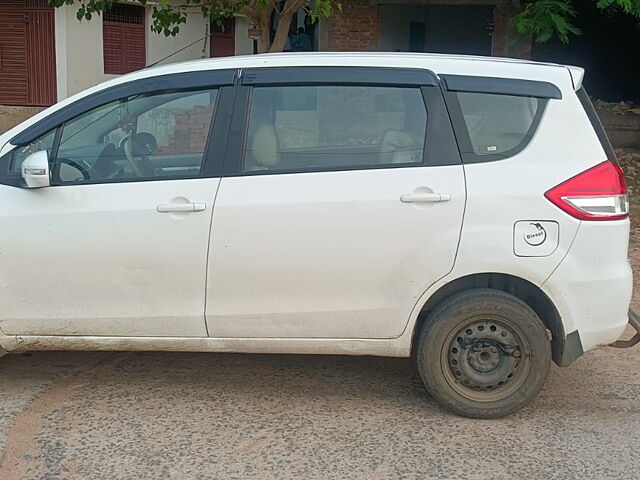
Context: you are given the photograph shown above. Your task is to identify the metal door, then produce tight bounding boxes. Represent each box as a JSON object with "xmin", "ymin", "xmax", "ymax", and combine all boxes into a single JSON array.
[{"xmin": 0, "ymin": 0, "xmax": 56, "ymax": 106}]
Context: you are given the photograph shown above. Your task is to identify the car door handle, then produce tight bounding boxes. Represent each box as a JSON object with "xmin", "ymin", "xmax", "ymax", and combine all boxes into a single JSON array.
[
  {"xmin": 157, "ymin": 202, "xmax": 206, "ymax": 213},
  {"xmin": 400, "ymin": 193, "xmax": 451, "ymax": 203}
]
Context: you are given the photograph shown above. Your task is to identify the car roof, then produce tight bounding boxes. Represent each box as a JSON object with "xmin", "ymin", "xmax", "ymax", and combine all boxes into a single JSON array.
[
  {"xmin": 153, "ymin": 51, "xmax": 569, "ymax": 71},
  {"xmin": 141, "ymin": 51, "xmax": 582, "ymax": 87}
]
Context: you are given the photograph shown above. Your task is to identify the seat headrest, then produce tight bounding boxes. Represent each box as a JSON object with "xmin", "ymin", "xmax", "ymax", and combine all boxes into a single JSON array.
[
  {"xmin": 251, "ymin": 124, "xmax": 279, "ymax": 168},
  {"xmin": 131, "ymin": 132, "xmax": 157, "ymax": 156}
]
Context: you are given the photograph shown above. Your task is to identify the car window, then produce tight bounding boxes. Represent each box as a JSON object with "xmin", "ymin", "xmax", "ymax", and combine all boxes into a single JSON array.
[
  {"xmin": 243, "ymin": 85, "xmax": 427, "ymax": 173},
  {"xmin": 52, "ymin": 88, "xmax": 218, "ymax": 185},
  {"xmin": 8, "ymin": 129, "xmax": 57, "ymax": 174},
  {"xmin": 455, "ymin": 92, "xmax": 544, "ymax": 157}
]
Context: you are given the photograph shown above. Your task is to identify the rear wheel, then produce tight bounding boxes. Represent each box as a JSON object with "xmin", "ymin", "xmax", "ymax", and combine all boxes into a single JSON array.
[{"xmin": 417, "ymin": 289, "xmax": 551, "ymax": 418}]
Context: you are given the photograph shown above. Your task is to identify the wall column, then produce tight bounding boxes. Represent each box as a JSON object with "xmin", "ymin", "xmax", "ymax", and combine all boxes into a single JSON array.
[
  {"xmin": 54, "ymin": 7, "xmax": 68, "ymax": 101},
  {"xmin": 492, "ymin": 3, "xmax": 531, "ymax": 59}
]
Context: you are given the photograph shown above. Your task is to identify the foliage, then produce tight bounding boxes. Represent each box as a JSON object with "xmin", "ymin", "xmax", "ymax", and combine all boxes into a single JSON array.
[
  {"xmin": 511, "ymin": 1, "xmax": 580, "ymax": 43},
  {"xmin": 512, "ymin": 0, "xmax": 640, "ymax": 44},
  {"xmin": 596, "ymin": 0, "xmax": 640, "ymax": 16}
]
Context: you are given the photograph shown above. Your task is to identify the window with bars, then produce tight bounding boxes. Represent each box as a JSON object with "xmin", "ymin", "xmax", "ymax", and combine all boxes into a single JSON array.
[
  {"xmin": 103, "ymin": 3, "xmax": 146, "ymax": 75},
  {"xmin": 0, "ymin": 0, "xmax": 51, "ymax": 8}
]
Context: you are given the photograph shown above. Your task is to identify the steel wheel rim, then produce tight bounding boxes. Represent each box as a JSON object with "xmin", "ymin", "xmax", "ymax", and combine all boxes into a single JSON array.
[{"xmin": 440, "ymin": 315, "xmax": 532, "ymax": 403}]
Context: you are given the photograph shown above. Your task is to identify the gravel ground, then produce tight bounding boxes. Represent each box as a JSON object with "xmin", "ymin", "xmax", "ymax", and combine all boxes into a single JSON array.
[{"xmin": 0, "ymin": 230, "xmax": 638, "ymax": 479}]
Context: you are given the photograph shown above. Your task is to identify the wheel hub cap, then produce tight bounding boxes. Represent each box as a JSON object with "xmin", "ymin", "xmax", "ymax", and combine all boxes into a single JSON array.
[
  {"xmin": 447, "ymin": 320, "xmax": 523, "ymax": 393},
  {"xmin": 468, "ymin": 342, "xmax": 501, "ymax": 373}
]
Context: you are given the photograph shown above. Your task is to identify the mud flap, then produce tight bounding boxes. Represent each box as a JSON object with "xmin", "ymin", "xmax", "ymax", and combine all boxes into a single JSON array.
[{"xmin": 554, "ymin": 330, "xmax": 583, "ymax": 367}]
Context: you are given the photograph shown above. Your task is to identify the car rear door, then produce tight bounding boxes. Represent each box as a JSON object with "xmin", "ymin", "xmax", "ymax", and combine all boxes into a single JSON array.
[{"xmin": 205, "ymin": 66, "xmax": 466, "ymax": 339}]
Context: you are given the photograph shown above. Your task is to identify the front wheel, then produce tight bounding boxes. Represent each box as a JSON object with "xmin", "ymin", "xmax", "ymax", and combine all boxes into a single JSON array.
[{"xmin": 417, "ymin": 289, "xmax": 551, "ymax": 418}]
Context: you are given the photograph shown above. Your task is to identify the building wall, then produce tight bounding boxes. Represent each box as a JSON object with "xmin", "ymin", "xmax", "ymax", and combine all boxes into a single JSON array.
[
  {"xmin": 146, "ymin": 9, "xmax": 209, "ymax": 67},
  {"xmin": 326, "ymin": 0, "xmax": 379, "ymax": 51},
  {"xmin": 56, "ymin": 5, "xmax": 117, "ymax": 98},
  {"xmin": 234, "ymin": 16, "xmax": 255, "ymax": 56},
  {"xmin": 378, "ymin": 5, "xmax": 428, "ymax": 51},
  {"xmin": 0, "ymin": 105, "xmax": 45, "ymax": 135},
  {"xmin": 58, "ymin": 5, "xmax": 211, "ymax": 97},
  {"xmin": 55, "ymin": 5, "xmax": 252, "ymax": 102},
  {"xmin": 323, "ymin": 0, "xmax": 529, "ymax": 59},
  {"xmin": 491, "ymin": 4, "xmax": 531, "ymax": 58},
  {"xmin": 42, "ymin": 2, "xmax": 531, "ymax": 106},
  {"xmin": 378, "ymin": 4, "xmax": 494, "ymax": 55}
]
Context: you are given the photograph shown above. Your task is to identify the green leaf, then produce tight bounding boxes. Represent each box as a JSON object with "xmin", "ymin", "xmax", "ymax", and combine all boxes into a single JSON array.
[{"xmin": 510, "ymin": 0, "xmax": 581, "ymax": 44}]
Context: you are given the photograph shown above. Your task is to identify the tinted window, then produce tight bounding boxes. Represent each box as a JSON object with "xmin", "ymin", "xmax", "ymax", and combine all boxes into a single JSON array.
[
  {"xmin": 243, "ymin": 85, "xmax": 427, "ymax": 173},
  {"xmin": 52, "ymin": 88, "xmax": 218, "ymax": 185},
  {"xmin": 455, "ymin": 92, "xmax": 545, "ymax": 157}
]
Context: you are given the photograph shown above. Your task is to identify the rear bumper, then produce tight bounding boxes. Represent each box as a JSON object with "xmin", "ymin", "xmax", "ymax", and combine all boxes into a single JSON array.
[
  {"xmin": 542, "ymin": 220, "xmax": 632, "ymax": 365},
  {"xmin": 609, "ymin": 309, "xmax": 640, "ymax": 348},
  {"xmin": 549, "ymin": 308, "xmax": 636, "ymax": 367}
]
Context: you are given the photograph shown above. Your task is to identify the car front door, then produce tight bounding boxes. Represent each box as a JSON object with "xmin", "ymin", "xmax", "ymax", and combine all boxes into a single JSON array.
[
  {"xmin": 0, "ymin": 75, "xmax": 234, "ymax": 337},
  {"xmin": 205, "ymin": 67, "xmax": 466, "ymax": 339}
]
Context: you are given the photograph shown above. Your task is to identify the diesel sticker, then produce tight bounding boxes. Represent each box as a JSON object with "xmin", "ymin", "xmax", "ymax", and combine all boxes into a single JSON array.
[
  {"xmin": 523, "ymin": 222, "xmax": 547, "ymax": 246},
  {"xmin": 514, "ymin": 221, "xmax": 559, "ymax": 257}
]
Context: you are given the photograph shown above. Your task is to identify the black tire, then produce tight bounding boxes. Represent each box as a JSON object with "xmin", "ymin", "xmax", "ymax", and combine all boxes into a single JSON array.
[{"xmin": 417, "ymin": 288, "xmax": 551, "ymax": 419}]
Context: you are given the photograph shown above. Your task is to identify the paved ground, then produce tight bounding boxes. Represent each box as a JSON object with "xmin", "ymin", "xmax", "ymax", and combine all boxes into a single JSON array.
[
  {"xmin": 0, "ymin": 334, "xmax": 639, "ymax": 480},
  {"xmin": 1, "ymin": 243, "xmax": 639, "ymax": 480}
]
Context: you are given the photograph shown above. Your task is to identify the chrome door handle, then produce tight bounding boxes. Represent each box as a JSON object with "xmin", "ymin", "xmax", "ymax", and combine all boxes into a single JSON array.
[
  {"xmin": 157, "ymin": 202, "xmax": 206, "ymax": 213},
  {"xmin": 400, "ymin": 193, "xmax": 451, "ymax": 203}
]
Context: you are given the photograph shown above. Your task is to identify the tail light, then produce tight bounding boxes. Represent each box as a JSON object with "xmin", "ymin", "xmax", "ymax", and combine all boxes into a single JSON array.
[{"xmin": 544, "ymin": 161, "xmax": 629, "ymax": 221}]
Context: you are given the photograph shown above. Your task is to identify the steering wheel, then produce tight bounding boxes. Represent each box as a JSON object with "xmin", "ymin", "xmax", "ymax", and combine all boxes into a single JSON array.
[
  {"xmin": 123, "ymin": 133, "xmax": 157, "ymax": 177},
  {"xmin": 56, "ymin": 157, "xmax": 91, "ymax": 182}
]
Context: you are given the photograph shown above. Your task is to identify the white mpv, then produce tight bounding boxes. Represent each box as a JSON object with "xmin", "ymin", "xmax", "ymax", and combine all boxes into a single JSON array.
[{"xmin": 0, "ymin": 53, "xmax": 637, "ymax": 418}]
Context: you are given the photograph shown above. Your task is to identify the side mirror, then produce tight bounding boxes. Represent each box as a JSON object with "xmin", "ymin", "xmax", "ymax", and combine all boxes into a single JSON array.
[{"xmin": 21, "ymin": 150, "xmax": 50, "ymax": 188}]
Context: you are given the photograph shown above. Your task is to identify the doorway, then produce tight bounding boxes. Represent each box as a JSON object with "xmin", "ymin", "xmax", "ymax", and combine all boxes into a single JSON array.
[
  {"xmin": 379, "ymin": 4, "xmax": 494, "ymax": 55},
  {"xmin": 210, "ymin": 18, "xmax": 235, "ymax": 57},
  {"xmin": 0, "ymin": 0, "xmax": 57, "ymax": 106}
]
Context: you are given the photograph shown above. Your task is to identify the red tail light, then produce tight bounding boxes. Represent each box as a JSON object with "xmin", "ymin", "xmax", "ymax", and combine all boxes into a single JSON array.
[{"xmin": 544, "ymin": 161, "xmax": 629, "ymax": 221}]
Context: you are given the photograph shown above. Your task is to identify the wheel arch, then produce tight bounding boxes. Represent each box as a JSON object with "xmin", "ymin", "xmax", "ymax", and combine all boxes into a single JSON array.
[{"xmin": 411, "ymin": 272, "xmax": 573, "ymax": 366}]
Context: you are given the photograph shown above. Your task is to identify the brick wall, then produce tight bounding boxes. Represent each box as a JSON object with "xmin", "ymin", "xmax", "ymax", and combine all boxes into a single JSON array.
[
  {"xmin": 492, "ymin": 4, "xmax": 531, "ymax": 59},
  {"xmin": 0, "ymin": 105, "xmax": 45, "ymax": 135},
  {"xmin": 154, "ymin": 104, "xmax": 215, "ymax": 155},
  {"xmin": 327, "ymin": 0, "xmax": 379, "ymax": 51},
  {"xmin": 491, "ymin": 5, "xmax": 508, "ymax": 56}
]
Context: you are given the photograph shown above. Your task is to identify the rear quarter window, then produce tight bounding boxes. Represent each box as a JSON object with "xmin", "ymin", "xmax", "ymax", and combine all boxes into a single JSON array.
[{"xmin": 447, "ymin": 91, "xmax": 547, "ymax": 163}]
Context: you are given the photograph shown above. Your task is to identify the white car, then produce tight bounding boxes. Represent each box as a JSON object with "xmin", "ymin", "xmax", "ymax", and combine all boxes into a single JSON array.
[{"xmin": 0, "ymin": 53, "xmax": 637, "ymax": 418}]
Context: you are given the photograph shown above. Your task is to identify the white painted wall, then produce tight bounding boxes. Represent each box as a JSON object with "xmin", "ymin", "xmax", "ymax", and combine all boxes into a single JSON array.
[
  {"xmin": 55, "ymin": 5, "xmax": 255, "ymax": 102},
  {"xmin": 149, "ymin": 13, "xmax": 254, "ymax": 62},
  {"xmin": 146, "ymin": 9, "xmax": 209, "ymax": 67},
  {"xmin": 53, "ymin": 9, "xmax": 68, "ymax": 102},
  {"xmin": 58, "ymin": 5, "xmax": 117, "ymax": 98},
  {"xmin": 234, "ymin": 16, "xmax": 255, "ymax": 56}
]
